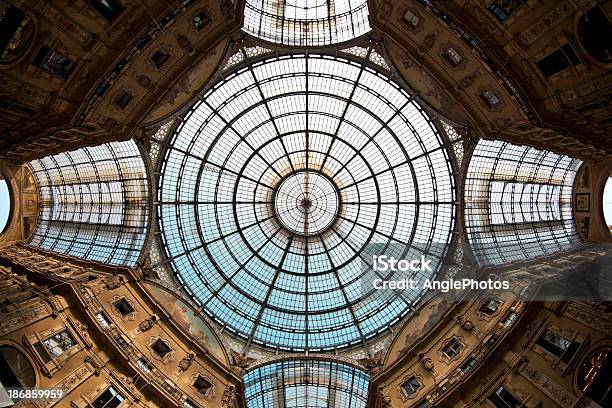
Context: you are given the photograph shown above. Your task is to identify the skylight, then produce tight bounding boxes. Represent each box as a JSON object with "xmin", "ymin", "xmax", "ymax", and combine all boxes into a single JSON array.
[
  {"xmin": 28, "ymin": 141, "xmax": 149, "ymax": 266},
  {"xmin": 464, "ymin": 139, "xmax": 582, "ymax": 266},
  {"xmin": 157, "ymin": 54, "xmax": 456, "ymax": 351},
  {"xmin": 244, "ymin": 359, "xmax": 369, "ymax": 408},
  {"xmin": 243, "ymin": 0, "xmax": 371, "ymax": 46}
]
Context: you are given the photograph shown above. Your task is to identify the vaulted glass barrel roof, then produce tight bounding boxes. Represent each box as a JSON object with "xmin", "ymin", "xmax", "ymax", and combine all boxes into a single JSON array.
[
  {"xmin": 244, "ymin": 359, "xmax": 369, "ymax": 408},
  {"xmin": 465, "ymin": 139, "xmax": 582, "ymax": 266},
  {"xmin": 157, "ymin": 54, "xmax": 456, "ymax": 351},
  {"xmin": 243, "ymin": 0, "xmax": 371, "ymax": 46}
]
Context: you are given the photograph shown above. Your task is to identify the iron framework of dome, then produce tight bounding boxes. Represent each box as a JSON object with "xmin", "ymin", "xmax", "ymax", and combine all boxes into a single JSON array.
[{"xmin": 156, "ymin": 53, "xmax": 456, "ymax": 351}]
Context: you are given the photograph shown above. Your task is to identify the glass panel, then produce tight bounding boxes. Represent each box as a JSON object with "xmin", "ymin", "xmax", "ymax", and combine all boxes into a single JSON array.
[
  {"xmin": 0, "ymin": 346, "xmax": 36, "ymax": 388},
  {"xmin": 92, "ymin": 386, "xmax": 124, "ymax": 408},
  {"xmin": 604, "ymin": 177, "xmax": 612, "ymax": 234},
  {"xmin": 42, "ymin": 329, "xmax": 76, "ymax": 358}
]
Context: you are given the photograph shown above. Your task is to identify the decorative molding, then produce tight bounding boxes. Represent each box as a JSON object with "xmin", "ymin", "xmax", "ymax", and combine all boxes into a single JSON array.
[
  {"xmin": 43, "ymin": 363, "xmax": 92, "ymax": 408},
  {"xmin": 178, "ymin": 352, "xmax": 195, "ymax": 372},
  {"xmin": 563, "ymin": 302, "xmax": 612, "ymax": 335},
  {"xmin": 0, "ymin": 302, "xmax": 49, "ymax": 336},
  {"xmin": 137, "ymin": 315, "xmax": 157, "ymax": 333},
  {"xmin": 519, "ymin": 1, "xmax": 579, "ymax": 46},
  {"xmin": 221, "ymin": 384, "xmax": 237, "ymax": 408},
  {"xmin": 418, "ymin": 30, "xmax": 439, "ymax": 54},
  {"xmin": 103, "ymin": 275, "xmax": 124, "ymax": 290},
  {"xmin": 519, "ymin": 362, "xmax": 578, "ymax": 408}
]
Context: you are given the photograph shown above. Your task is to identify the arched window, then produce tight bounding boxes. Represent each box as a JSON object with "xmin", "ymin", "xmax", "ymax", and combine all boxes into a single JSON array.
[
  {"xmin": 604, "ymin": 176, "xmax": 612, "ymax": 234},
  {"xmin": 244, "ymin": 359, "xmax": 369, "ymax": 408},
  {"xmin": 577, "ymin": 347, "xmax": 611, "ymax": 407},
  {"xmin": 0, "ymin": 178, "xmax": 10, "ymax": 233},
  {"xmin": 464, "ymin": 139, "xmax": 582, "ymax": 265},
  {"xmin": 578, "ymin": 4, "xmax": 612, "ymax": 64},
  {"xmin": 0, "ymin": 345, "xmax": 36, "ymax": 390},
  {"xmin": 27, "ymin": 140, "xmax": 149, "ymax": 266}
]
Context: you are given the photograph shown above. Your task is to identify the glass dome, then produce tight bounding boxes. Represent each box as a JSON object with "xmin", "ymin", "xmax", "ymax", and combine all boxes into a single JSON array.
[{"xmin": 157, "ymin": 54, "xmax": 456, "ymax": 351}]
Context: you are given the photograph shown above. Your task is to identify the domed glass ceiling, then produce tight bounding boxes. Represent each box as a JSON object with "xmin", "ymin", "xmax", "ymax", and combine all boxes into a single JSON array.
[{"xmin": 157, "ymin": 54, "xmax": 456, "ymax": 351}]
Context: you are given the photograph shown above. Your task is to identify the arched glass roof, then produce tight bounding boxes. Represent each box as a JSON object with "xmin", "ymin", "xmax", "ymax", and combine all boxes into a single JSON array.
[
  {"xmin": 465, "ymin": 139, "xmax": 582, "ymax": 266},
  {"xmin": 157, "ymin": 54, "xmax": 456, "ymax": 351},
  {"xmin": 242, "ymin": 0, "xmax": 370, "ymax": 46},
  {"xmin": 244, "ymin": 359, "xmax": 369, "ymax": 408},
  {"xmin": 28, "ymin": 141, "xmax": 149, "ymax": 266}
]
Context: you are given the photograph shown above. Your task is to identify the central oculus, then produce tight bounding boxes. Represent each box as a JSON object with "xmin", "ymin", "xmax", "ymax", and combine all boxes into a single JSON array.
[{"xmin": 273, "ymin": 171, "xmax": 340, "ymax": 236}]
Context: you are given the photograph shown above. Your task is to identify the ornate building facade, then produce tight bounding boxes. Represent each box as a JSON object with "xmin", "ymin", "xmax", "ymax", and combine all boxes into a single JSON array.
[{"xmin": 0, "ymin": 0, "xmax": 610, "ymax": 407}]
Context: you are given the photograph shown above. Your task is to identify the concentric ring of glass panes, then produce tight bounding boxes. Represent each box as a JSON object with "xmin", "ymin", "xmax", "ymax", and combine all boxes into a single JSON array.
[
  {"xmin": 157, "ymin": 54, "xmax": 456, "ymax": 351},
  {"xmin": 274, "ymin": 171, "xmax": 340, "ymax": 236}
]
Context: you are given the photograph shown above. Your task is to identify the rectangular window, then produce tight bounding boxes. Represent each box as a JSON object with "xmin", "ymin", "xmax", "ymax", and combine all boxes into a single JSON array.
[
  {"xmin": 502, "ymin": 311, "xmax": 518, "ymax": 328},
  {"xmin": 401, "ymin": 375, "xmax": 421, "ymax": 396},
  {"xmin": 136, "ymin": 357, "xmax": 153, "ymax": 374},
  {"xmin": 536, "ymin": 328, "xmax": 579, "ymax": 363},
  {"xmin": 95, "ymin": 312, "xmax": 111, "ymax": 328},
  {"xmin": 536, "ymin": 44, "xmax": 581, "ymax": 78},
  {"xmin": 488, "ymin": 0, "xmax": 525, "ymax": 21},
  {"xmin": 479, "ymin": 298, "xmax": 502, "ymax": 315},
  {"xmin": 192, "ymin": 11, "xmax": 211, "ymax": 31},
  {"xmin": 442, "ymin": 337, "xmax": 463, "ymax": 359},
  {"xmin": 91, "ymin": 385, "xmax": 125, "ymax": 408},
  {"xmin": 415, "ymin": 399, "xmax": 430, "ymax": 408},
  {"xmin": 32, "ymin": 45, "xmax": 75, "ymax": 79},
  {"xmin": 488, "ymin": 385, "xmax": 524, "ymax": 408},
  {"xmin": 183, "ymin": 400, "xmax": 197, "ymax": 408},
  {"xmin": 193, "ymin": 375, "xmax": 213, "ymax": 395},
  {"xmin": 460, "ymin": 357, "xmax": 478, "ymax": 374},
  {"xmin": 113, "ymin": 298, "xmax": 134, "ymax": 316},
  {"xmin": 443, "ymin": 47, "xmax": 463, "ymax": 66},
  {"xmin": 404, "ymin": 10, "xmax": 420, "ymax": 28},
  {"xmin": 34, "ymin": 329, "xmax": 76, "ymax": 362},
  {"xmin": 151, "ymin": 339, "xmax": 171, "ymax": 359},
  {"xmin": 113, "ymin": 90, "xmax": 133, "ymax": 110},
  {"xmin": 151, "ymin": 50, "xmax": 170, "ymax": 68}
]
